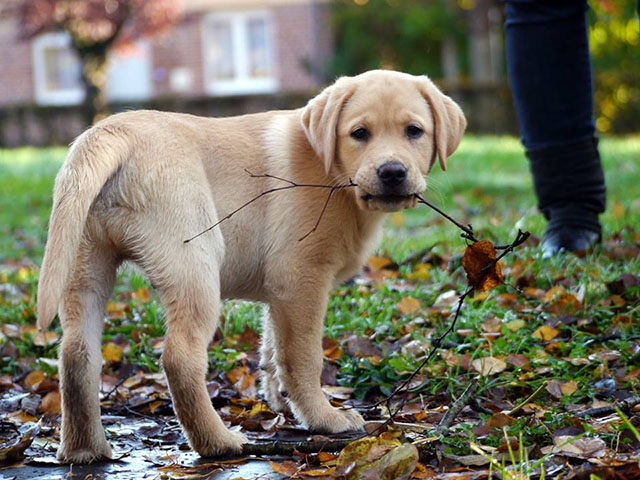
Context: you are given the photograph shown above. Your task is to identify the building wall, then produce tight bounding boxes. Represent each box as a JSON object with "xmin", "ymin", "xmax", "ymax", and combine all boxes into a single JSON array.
[
  {"xmin": 273, "ymin": 4, "xmax": 318, "ymax": 92},
  {"xmin": 0, "ymin": 17, "xmax": 34, "ymax": 106},
  {"xmin": 151, "ymin": 13, "xmax": 206, "ymax": 98}
]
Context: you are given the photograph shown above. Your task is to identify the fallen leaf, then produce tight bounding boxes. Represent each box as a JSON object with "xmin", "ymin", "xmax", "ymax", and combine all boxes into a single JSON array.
[
  {"xmin": 39, "ymin": 391, "xmax": 61, "ymax": 414},
  {"xmin": 406, "ymin": 264, "xmax": 431, "ymax": 281},
  {"xmin": 471, "ymin": 357, "xmax": 507, "ymax": 376},
  {"xmin": 506, "ymin": 354, "xmax": 530, "ymax": 369},
  {"xmin": 235, "ymin": 371, "xmax": 257, "ymax": 399},
  {"xmin": 397, "ymin": 297, "xmax": 421, "ymax": 315},
  {"xmin": 462, "ymin": 240, "xmax": 504, "ymax": 292},
  {"xmin": 473, "ymin": 413, "xmax": 515, "ymax": 436},
  {"xmin": 132, "ymin": 287, "xmax": 151, "ymax": 302},
  {"xmin": 345, "ymin": 335, "xmax": 382, "ymax": 358},
  {"xmin": 7, "ymin": 410, "xmax": 37, "ymax": 424},
  {"xmin": 269, "ymin": 460, "xmax": 299, "ymax": 476},
  {"xmin": 553, "ymin": 435, "xmax": 606, "ymax": 458},
  {"xmin": 481, "ymin": 316, "xmax": 502, "ymax": 333},
  {"xmin": 19, "ymin": 325, "xmax": 58, "ymax": 346},
  {"xmin": 0, "ymin": 421, "xmax": 40, "ymax": 464},
  {"xmin": 433, "ymin": 290, "xmax": 458, "ymax": 308},
  {"xmin": 300, "ymin": 466, "xmax": 336, "ymax": 477},
  {"xmin": 546, "ymin": 380, "xmax": 578, "ymax": 399},
  {"xmin": 24, "ymin": 370, "xmax": 45, "ymax": 389},
  {"xmin": 106, "ymin": 301, "xmax": 127, "ymax": 319},
  {"xmin": 338, "ymin": 435, "xmax": 418, "ymax": 480},
  {"xmin": 532, "ymin": 325, "xmax": 560, "ymax": 342},
  {"xmin": 560, "ymin": 380, "xmax": 578, "ymax": 396},
  {"xmin": 102, "ymin": 342, "xmax": 124, "ymax": 363},
  {"xmin": 368, "ymin": 256, "xmax": 393, "ymax": 272}
]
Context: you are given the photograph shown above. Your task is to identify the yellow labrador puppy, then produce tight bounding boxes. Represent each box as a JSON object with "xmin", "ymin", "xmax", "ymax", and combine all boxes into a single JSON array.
[{"xmin": 37, "ymin": 70, "xmax": 466, "ymax": 463}]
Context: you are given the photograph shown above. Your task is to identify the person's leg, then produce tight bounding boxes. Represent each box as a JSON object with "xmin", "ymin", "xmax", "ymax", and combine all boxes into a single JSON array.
[{"xmin": 504, "ymin": 0, "xmax": 606, "ymax": 256}]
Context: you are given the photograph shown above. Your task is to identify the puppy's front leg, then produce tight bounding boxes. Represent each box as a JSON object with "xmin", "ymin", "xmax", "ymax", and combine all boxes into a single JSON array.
[{"xmin": 269, "ymin": 289, "xmax": 364, "ymax": 433}]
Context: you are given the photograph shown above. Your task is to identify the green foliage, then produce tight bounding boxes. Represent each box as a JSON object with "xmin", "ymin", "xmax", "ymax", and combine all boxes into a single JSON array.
[
  {"xmin": 589, "ymin": 0, "xmax": 640, "ymax": 133},
  {"xmin": 329, "ymin": 0, "xmax": 464, "ymax": 78}
]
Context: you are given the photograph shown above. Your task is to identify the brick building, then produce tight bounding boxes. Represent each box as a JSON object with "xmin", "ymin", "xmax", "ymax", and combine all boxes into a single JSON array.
[{"xmin": 0, "ymin": 0, "xmax": 332, "ymax": 145}]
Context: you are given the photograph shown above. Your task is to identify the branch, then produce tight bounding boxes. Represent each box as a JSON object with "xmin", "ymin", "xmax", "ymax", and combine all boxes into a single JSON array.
[
  {"xmin": 415, "ymin": 194, "xmax": 477, "ymax": 242},
  {"xmin": 436, "ymin": 380, "xmax": 481, "ymax": 434},
  {"xmin": 184, "ymin": 170, "xmax": 356, "ymax": 243},
  {"xmin": 241, "ymin": 437, "xmax": 355, "ymax": 456},
  {"xmin": 577, "ymin": 394, "xmax": 640, "ymax": 419}
]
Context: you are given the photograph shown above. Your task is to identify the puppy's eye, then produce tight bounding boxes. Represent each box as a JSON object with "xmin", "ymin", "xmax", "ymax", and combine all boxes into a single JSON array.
[
  {"xmin": 351, "ymin": 128, "xmax": 370, "ymax": 141},
  {"xmin": 406, "ymin": 125, "xmax": 423, "ymax": 139}
]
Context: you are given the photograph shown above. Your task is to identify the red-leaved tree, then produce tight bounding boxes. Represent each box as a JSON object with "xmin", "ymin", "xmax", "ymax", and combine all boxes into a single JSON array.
[{"xmin": 18, "ymin": 0, "xmax": 181, "ymax": 124}]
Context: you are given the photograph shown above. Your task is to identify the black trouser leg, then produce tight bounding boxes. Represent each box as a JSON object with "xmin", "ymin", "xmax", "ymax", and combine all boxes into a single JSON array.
[{"xmin": 504, "ymin": 0, "xmax": 607, "ymax": 254}]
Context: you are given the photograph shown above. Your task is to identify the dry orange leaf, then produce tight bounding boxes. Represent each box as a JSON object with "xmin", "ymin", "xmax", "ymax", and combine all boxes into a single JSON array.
[
  {"xmin": 39, "ymin": 391, "xmax": 61, "ymax": 414},
  {"xmin": 8, "ymin": 410, "xmax": 37, "ymax": 424},
  {"xmin": 132, "ymin": 287, "xmax": 151, "ymax": 302},
  {"xmin": 20, "ymin": 325, "xmax": 58, "ymax": 346},
  {"xmin": 546, "ymin": 380, "xmax": 579, "ymax": 398},
  {"xmin": 269, "ymin": 460, "xmax": 299, "ymax": 476},
  {"xmin": 368, "ymin": 256, "xmax": 393, "ymax": 272},
  {"xmin": 481, "ymin": 316, "xmax": 502, "ymax": 333},
  {"xmin": 300, "ymin": 467, "xmax": 336, "ymax": 477},
  {"xmin": 462, "ymin": 240, "xmax": 504, "ymax": 292},
  {"xmin": 106, "ymin": 301, "xmax": 127, "ymax": 319},
  {"xmin": 397, "ymin": 297, "xmax": 421, "ymax": 315},
  {"xmin": 532, "ymin": 325, "xmax": 560, "ymax": 342},
  {"xmin": 471, "ymin": 356, "xmax": 507, "ymax": 376},
  {"xmin": 24, "ymin": 370, "xmax": 45, "ymax": 389},
  {"xmin": 406, "ymin": 264, "xmax": 431, "ymax": 281},
  {"xmin": 560, "ymin": 380, "xmax": 578, "ymax": 396},
  {"xmin": 506, "ymin": 319, "xmax": 526, "ymax": 332},
  {"xmin": 102, "ymin": 342, "xmax": 124, "ymax": 363}
]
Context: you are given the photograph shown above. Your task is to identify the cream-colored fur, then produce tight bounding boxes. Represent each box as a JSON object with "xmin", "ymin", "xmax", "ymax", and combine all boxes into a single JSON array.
[{"xmin": 37, "ymin": 70, "xmax": 466, "ymax": 463}]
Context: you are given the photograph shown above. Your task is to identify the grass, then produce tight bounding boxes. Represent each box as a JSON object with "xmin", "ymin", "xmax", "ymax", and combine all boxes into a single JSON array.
[{"xmin": 1, "ymin": 136, "xmax": 639, "ymax": 458}]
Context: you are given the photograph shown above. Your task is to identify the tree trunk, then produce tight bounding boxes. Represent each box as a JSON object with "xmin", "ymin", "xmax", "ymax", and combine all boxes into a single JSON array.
[{"xmin": 78, "ymin": 44, "xmax": 110, "ymax": 126}]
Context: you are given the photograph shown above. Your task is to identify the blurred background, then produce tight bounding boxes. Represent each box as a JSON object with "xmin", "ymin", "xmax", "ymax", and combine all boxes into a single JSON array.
[{"xmin": 0, "ymin": 0, "xmax": 637, "ymax": 146}]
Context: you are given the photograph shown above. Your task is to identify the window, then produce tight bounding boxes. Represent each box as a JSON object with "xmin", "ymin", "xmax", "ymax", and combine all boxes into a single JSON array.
[
  {"xmin": 32, "ymin": 33, "xmax": 152, "ymax": 106},
  {"xmin": 202, "ymin": 11, "xmax": 277, "ymax": 96},
  {"xmin": 107, "ymin": 41, "xmax": 152, "ymax": 102},
  {"xmin": 32, "ymin": 32, "xmax": 84, "ymax": 105}
]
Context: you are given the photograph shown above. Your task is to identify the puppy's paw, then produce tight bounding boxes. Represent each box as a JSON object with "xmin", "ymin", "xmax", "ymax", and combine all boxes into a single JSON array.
[
  {"xmin": 57, "ymin": 440, "xmax": 112, "ymax": 464},
  {"xmin": 192, "ymin": 429, "xmax": 248, "ymax": 457},
  {"xmin": 301, "ymin": 406, "xmax": 365, "ymax": 434},
  {"xmin": 259, "ymin": 369, "xmax": 292, "ymax": 414}
]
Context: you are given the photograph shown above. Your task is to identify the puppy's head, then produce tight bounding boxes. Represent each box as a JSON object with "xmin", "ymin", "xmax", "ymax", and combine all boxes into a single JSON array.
[{"xmin": 301, "ymin": 70, "xmax": 466, "ymax": 212}]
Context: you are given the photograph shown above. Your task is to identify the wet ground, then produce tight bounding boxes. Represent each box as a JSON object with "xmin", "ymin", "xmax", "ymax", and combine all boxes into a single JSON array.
[
  {"xmin": 2, "ymin": 453, "xmax": 281, "ymax": 480},
  {"xmin": 0, "ymin": 417, "xmax": 304, "ymax": 480}
]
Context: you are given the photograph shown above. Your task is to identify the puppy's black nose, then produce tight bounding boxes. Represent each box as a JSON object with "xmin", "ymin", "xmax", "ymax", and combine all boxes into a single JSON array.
[{"xmin": 377, "ymin": 161, "xmax": 407, "ymax": 187}]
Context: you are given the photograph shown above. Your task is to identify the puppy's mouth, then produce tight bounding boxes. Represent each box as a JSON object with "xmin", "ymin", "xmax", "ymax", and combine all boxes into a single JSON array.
[
  {"xmin": 358, "ymin": 192, "xmax": 418, "ymax": 212},
  {"xmin": 361, "ymin": 193, "xmax": 413, "ymax": 203}
]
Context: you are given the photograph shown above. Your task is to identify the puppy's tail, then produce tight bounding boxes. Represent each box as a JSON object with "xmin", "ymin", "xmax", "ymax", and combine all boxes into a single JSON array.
[{"xmin": 37, "ymin": 124, "xmax": 131, "ymax": 330}]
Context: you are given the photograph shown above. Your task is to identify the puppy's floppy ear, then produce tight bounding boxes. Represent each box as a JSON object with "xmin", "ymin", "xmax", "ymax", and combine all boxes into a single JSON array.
[
  {"xmin": 301, "ymin": 77, "xmax": 356, "ymax": 173},
  {"xmin": 418, "ymin": 76, "xmax": 467, "ymax": 172}
]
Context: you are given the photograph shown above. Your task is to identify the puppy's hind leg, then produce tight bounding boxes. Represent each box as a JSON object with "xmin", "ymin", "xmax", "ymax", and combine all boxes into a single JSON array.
[
  {"xmin": 136, "ymin": 200, "xmax": 246, "ymax": 457},
  {"xmin": 57, "ymin": 240, "xmax": 118, "ymax": 464}
]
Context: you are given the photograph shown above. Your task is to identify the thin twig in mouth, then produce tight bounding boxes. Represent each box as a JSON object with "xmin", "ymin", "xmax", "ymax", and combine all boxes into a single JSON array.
[{"xmin": 183, "ymin": 170, "xmax": 357, "ymax": 243}]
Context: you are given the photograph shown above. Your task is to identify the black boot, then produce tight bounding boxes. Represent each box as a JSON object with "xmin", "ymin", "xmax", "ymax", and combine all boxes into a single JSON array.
[{"xmin": 527, "ymin": 137, "xmax": 606, "ymax": 257}]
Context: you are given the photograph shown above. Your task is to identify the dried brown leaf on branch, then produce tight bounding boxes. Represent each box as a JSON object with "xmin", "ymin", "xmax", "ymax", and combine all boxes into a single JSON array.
[{"xmin": 461, "ymin": 240, "xmax": 504, "ymax": 292}]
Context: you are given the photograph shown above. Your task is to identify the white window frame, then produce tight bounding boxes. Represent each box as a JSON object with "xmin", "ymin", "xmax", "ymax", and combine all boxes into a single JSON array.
[
  {"xmin": 201, "ymin": 10, "xmax": 278, "ymax": 96},
  {"xmin": 32, "ymin": 32, "xmax": 84, "ymax": 106}
]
